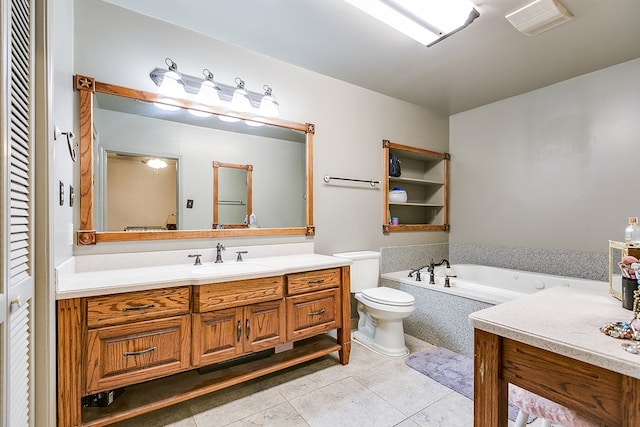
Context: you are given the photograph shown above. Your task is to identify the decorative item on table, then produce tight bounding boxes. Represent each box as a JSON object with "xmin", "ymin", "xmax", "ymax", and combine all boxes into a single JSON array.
[
  {"xmin": 625, "ymin": 216, "xmax": 640, "ymax": 246},
  {"xmin": 619, "ymin": 255, "xmax": 639, "ymax": 310},
  {"xmin": 388, "ymin": 187, "xmax": 407, "ymax": 203},
  {"xmin": 600, "ymin": 258, "xmax": 640, "ymax": 353}
]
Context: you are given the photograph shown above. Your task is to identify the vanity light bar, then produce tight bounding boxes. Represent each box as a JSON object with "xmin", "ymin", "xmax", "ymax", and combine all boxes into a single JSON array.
[{"xmin": 149, "ymin": 58, "xmax": 279, "ymax": 113}]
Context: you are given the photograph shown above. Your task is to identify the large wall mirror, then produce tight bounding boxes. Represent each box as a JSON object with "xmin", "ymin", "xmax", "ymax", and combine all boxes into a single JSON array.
[{"xmin": 75, "ymin": 75, "xmax": 314, "ymax": 245}]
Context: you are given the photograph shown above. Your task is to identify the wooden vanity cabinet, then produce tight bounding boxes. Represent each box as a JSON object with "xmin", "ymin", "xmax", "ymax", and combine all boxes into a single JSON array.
[
  {"xmin": 57, "ymin": 266, "xmax": 351, "ymax": 427},
  {"xmin": 84, "ymin": 287, "xmax": 192, "ymax": 393},
  {"xmin": 286, "ymin": 268, "xmax": 341, "ymax": 341},
  {"xmin": 192, "ymin": 277, "xmax": 286, "ymax": 366}
]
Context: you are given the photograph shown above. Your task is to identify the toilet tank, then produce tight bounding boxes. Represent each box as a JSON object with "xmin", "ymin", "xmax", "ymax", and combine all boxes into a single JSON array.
[{"xmin": 332, "ymin": 251, "xmax": 380, "ymax": 292}]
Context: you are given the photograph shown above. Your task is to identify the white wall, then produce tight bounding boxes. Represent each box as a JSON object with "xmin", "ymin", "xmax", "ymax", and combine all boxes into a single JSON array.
[
  {"xmin": 450, "ymin": 58, "xmax": 640, "ymax": 254},
  {"xmin": 52, "ymin": 0, "xmax": 75, "ymax": 265},
  {"xmin": 72, "ymin": 0, "xmax": 449, "ymax": 256}
]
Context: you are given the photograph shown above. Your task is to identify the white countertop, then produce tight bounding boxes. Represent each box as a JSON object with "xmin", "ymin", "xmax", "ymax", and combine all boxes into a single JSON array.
[
  {"xmin": 56, "ymin": 253, "xmax": 350, "ymax": 299},
  {"xmin": 469, "ymin": 286, "xmax": 640, "ymax": 379}
]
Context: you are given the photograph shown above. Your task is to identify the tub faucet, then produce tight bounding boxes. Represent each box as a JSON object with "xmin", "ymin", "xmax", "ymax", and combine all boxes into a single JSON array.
[
  {"xmin": 408, "ymin": 264, "xmax": 431, "ymax": 282},
  {"xmin": 428, "ymin": 259, "xmax": 450, "ymax": 284},
  {"xmin": 215, "ymin": 243, "xmax": 225, "ymax": 263}
]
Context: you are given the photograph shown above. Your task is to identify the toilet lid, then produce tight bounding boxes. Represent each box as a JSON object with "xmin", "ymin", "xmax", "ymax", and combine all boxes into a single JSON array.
[{"xmin": 360, "ymin": 287, "xmax": 415, "ymax": 306}]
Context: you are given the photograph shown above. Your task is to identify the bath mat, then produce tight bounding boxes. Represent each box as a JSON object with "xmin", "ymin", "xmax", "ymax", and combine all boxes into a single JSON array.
[{"xmin": 405, "ymin": 347, "xmax": 535, "ymax": 423}]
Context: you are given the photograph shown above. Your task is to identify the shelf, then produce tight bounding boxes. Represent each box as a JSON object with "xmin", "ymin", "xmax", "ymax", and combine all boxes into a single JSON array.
[
  {"xmin": 389, "ymin": 176, "xmax": 443, "ymax": 186},
  {"xmin": 81, "ymin": 335, "xmax": 341, "ymax": 426},
  {"xmin": 383, "ymin": 140, "xmax": 449, "ymax": 233},
  {"xmin": 389, "ymin": 202, "xmax": 443, "ymax": 207}
]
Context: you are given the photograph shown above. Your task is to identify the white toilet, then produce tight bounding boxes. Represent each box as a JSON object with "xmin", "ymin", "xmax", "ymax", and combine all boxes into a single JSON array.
[{"xmin": 333, "ymin": 251, "xmax": 415, "ymax": 357}]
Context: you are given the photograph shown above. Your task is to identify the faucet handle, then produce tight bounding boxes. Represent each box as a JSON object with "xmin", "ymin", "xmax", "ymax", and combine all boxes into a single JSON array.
[
  {"xmin": 236, "ymin": 251, "xmax": 248, "ymax": 262},
  {"xmin": 217, "ymin": 243, "xmax": 226, "ymax": 251},
  {"xmin": 188, "ymin": 254, "xmax": 202, "ymax": 265}
]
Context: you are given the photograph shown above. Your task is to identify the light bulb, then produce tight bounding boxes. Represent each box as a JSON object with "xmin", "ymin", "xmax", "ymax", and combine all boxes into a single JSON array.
[{"xmin": 198, "ymin": 71, "xmax": 222, "ymax": 106}]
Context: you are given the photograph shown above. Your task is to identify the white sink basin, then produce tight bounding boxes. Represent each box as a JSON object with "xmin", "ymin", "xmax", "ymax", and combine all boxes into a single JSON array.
[{"xmin": 191, "ymin": 262, "xmax": 269, "ymax": 275}]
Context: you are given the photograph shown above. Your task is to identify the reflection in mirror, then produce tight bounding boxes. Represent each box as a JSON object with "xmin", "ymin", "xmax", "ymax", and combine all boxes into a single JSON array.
[
  {"xmin": 101, "ymin": 152, "xmax": 178, "ymax": 232},
  {"xmin": 92, "ymin": 92, "xmax": 306, "ymax": 232},
  {"xmin": 213, "ymin": 162, "xmax": 252, "ymax": 229},
  {"xmin": 75, "ymin": 75, "xmax": 315, "ymax": 244}
]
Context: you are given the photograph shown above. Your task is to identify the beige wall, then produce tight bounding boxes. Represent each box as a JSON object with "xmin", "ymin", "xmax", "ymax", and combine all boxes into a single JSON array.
[
  {"xmin": 72, "ymin": 0, "xmax": 449, "ymax": 256},
  {"xmin": 450, "ymin": 58, "xmax": 640, "ymax": 253}
]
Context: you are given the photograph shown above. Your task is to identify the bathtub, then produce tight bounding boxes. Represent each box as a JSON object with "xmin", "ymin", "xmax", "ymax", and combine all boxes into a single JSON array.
[
  {"xmin": 379, "ymin": 264, "xmax": 608, "ymax": 355},
  {"xmin": 381, "ymin": 264, "xmax": 606, "ymax": 305}
]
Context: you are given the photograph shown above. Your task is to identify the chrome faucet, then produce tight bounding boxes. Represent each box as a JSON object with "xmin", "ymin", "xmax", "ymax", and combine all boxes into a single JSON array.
[{"xmin": 215, "ymin": 243, "xmax": 225, "ymax": 263}]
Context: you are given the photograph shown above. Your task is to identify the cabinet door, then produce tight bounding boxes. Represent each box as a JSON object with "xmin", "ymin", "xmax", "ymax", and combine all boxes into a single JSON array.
[
  {"xmin": 286, "ymin": 289, "xmax": 340, "ymax": 341},
  {"xmin": 85, "ymin": 315, "xmax": 191, "ymax": 394},
  {"xmin": 192, "ymin": 307, "xmax": 243, "ymax": 366},
  {"xmin": 244, "ymin": 300, "xmax": 286, "ymax": 353}
]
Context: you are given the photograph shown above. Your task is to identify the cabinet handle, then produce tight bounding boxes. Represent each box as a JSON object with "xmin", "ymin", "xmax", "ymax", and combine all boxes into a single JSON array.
[
  {"xmin": 308, "ymin": 279, "xmax": 325, "ymax": 284},
  {"xmin": 124, "ymin": 346, "xmax": 157, "ymax": 357},
  {"xmin": 245, "ymin": 319, "xmax": 251, "ymax": 340},
  {"xmin": 308, "ymin": 309, "xmax": 326, "ymax": 316},
  {"xmin": 237, "ymin": 320, "xmax": 242, "ymax": 342},
  {"xmin": 123, "ymin": 304, "xmax": 156, "ymax": 311}
]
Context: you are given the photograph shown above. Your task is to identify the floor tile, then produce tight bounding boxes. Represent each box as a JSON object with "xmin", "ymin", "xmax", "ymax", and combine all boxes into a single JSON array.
[
  {"xmin": 225, "ymin": 401, "xmax": 310, "ymax": 427},
  {"xmin": 192, "ymin": 387, "xmax": 286, "ymax": 426},
  {"xmin": 410, "ymin": 392, "xmax": 474, "ymax": 427},
  {"xmin": 289, "ymin": 376, "xmax": 406, "ymax": 427},
  {"xmin": 352, "ymin": 357, "xmax": 453, "ymax": 416}
]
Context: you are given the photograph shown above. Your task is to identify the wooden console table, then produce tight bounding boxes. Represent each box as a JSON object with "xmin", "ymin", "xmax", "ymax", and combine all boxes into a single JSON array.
[{"xmin": 470, "ymin": 287, "xmax": 640, "ymax": 427}]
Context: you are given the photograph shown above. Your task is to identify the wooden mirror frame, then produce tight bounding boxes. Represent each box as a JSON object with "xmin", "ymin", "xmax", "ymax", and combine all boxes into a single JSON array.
[
  {"xmin": 212, "ymin": 161, "xmax": 253, "ymax": 229},
  {"xmin": 75, "ymin": 75, "xmax": 315, "ymax": 245}
]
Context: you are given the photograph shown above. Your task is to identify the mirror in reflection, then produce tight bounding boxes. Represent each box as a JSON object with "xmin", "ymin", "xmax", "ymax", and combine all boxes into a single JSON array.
[{"xmin": 213, "ymin": 161, "xmax": 252, "ymax": 229}]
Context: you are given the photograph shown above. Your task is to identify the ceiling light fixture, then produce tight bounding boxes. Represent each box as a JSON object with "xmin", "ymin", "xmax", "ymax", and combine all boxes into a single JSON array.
[
  {"xmin": 149, "ymin": 58, "xmax": 281, "ymax": 117},
  {"xmin": 145, "ymin": 158, "xmax": 168, "ymax": 169},
  {"xmin": 343, "ymin": 0, "xmax": 479, "ymax": 46}
]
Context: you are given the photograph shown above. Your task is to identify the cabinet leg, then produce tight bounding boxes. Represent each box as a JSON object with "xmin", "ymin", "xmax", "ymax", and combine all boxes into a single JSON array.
[{"xmin": 57, "ymin": 298, "xmax": 84, "ymax": 427}]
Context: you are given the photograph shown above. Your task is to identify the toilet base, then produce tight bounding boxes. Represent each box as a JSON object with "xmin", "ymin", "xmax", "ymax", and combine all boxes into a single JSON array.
[{"xmin": 353, "ymin": 330, "xmax": 409, "ymax": 358}]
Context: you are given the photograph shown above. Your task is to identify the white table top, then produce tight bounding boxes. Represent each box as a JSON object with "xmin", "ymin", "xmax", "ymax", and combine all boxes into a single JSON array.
[
  {"xmin": 56, "ymin": 253, "xmax": 350, "ymax": 299},
  {"xmin": 469, "ymin": 286, "xmax": 640, "ymax": 378}
]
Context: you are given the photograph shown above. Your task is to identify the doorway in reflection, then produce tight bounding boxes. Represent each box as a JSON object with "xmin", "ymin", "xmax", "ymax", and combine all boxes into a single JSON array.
[{"xmin": 105, "ymin": 151, "xmax": 178, "ymax": 231}]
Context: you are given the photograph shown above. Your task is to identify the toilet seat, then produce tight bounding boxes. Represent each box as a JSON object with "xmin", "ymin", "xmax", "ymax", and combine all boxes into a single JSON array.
[{"xmin": 360, "ymin": 287, "xmax": 414, "ymax": 307}]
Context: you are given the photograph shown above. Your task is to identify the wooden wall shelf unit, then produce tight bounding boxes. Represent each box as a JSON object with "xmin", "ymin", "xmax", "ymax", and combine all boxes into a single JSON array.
[
  {"xmin": 382, "ymin": 140, "xmax": 449, "ymax": 233},
  {"xmin": 57, "ymin": 266, "xmax": 351, "ymax": 426}
]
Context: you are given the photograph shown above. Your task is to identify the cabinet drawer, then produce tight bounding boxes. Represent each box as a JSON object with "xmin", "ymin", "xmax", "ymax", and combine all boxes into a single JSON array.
[
  {"xmin": 286, "ymin": 288, "xmax": 340, "ymax": 341},
  {"xmin": 194, "ymin": 276, "xmax": 284, "ymax": 312},
  {"xmin": 87, "ymin": 287, "xmax": 191, "ymax": 328},
  {"xmin": 287, "ymin": 268, "xmax": 341, "ymax": 296},
  {"xmin": 85, "ymin": 315, "xmax": 191, "ymax": 393}
]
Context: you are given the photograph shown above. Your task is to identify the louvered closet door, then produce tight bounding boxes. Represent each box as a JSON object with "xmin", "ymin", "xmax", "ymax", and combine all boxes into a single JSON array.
[{"xmin": 1, "ymin": 0, "xmax": 35, "ymax": 425}]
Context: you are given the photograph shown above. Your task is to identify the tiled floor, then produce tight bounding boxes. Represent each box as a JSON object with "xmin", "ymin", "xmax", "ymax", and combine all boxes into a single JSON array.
[{"xmin": 111, "ymin": 335, "xmax": 550, "ymax": 427}]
